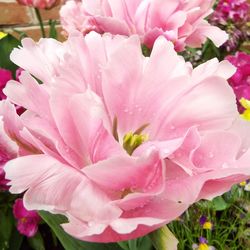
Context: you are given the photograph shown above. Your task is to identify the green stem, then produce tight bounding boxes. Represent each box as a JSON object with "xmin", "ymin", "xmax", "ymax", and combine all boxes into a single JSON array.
[
  {"xmin": 128, "ymin": 240, "xmax": 138, "ymax": 250},
  {"xmin": 34, "ymin": 8, "xmax": 46, "ymax": 38}
]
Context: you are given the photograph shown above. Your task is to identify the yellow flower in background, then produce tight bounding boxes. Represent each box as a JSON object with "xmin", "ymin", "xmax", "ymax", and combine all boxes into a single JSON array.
[
  {"xmin": 240, "ymin": 98, "xmax": 250, "ymax": 121},
  {"xmin": 0, "ymin": 32, "xmax": 7, "ymax": 39},
  {"xmin": 239, "ymin": 181, "xmax": 247, "ymax": 187},
  {"xmin": 198, "ymin": 243, "xmax": 209, "ymax": 250},
  {"xmin": 203, "ymin": 221, "xmax": 213, "ymax": 230}
]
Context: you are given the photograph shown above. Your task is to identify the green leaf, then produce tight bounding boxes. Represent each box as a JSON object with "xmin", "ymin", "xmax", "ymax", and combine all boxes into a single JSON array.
[
  {"xmin": 8, "ymin": 228, "xmax": 24, "ymax": 250},
  {"xmin": 0, "ymin": 208, "xmax": 14, "ymax": 244},
  {"xmin": 118, "ymin": 236, "xmax": 152, "ymax": 250},
  {"xmin": 49, "ymin": 20, "xmax": 58, "ymax": 39},
  {"xmin": 137, "ymin": 236, "xmax": 153, "ymax": 250},
  {"xmin": 149, "ymin": 225, "xmax": 178, "ymax": 250},
  {"xmin": 212, "ymin": 196, "xmax": 229, "ymax": 211},
  {"xmin": 39, "ymin": 211, "xmax": 123, "ymax": 250},
  {"xmin": 202, "ymin": 39, "xmax": 221, "ymax": 61},
  {"xmin": 0, "ymin": 34, "xmax": 20, "ymax": 74},
  {"xmin": 28, "ymin": 231, "xmax": 45, "ymax": 250}
]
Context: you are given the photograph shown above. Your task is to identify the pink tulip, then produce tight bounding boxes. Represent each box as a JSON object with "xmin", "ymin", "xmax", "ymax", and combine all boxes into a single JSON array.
[
  {"xmin": 60, "ymin": 0, "xmax": 228, "ymax": 51},
  {"xmin": 13, "ymin": 198, "xmax": 40, "ymax": 237},
  {"xmin": 3, "ymin": 32, "xmax": 250, "ymax": 242},
  {"xmin": 17, "ymin": 0, "xmax": 58, "ymax": 9}
]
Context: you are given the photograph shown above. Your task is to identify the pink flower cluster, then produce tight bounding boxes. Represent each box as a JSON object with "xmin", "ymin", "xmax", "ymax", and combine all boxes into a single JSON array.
[
  {"xmin": 226, "ymin": 52, "xmax": 250, "ymax": 112},
  {"xmin": 2, "ymin": 32, "xmax": 250, "ymax": 242},
  {"xmin": 60, "ymin": 0, "xmax": 228, "ymax": 51}
]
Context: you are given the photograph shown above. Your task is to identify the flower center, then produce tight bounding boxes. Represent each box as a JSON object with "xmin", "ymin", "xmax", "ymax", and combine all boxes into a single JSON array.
[
  {"xmin": 20, "ymin": 217, "xmax": 27, "ymax": 223},
  {"xmin": 112, "ymin": 117, "xmax": 149, "ymax": 155},
  {"xmin": 123, "ymin": 132, "xmax": 148, "ymax": 155}
]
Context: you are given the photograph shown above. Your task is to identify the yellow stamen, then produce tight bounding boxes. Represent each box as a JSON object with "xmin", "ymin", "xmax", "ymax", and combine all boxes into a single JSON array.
[
  {"xmin": 20, "ymin": 217, "xmax": 27, "ymax": 223},
  {"xmin": 123, "ymin": 131, "xmax": 148, "ymax": 155}
]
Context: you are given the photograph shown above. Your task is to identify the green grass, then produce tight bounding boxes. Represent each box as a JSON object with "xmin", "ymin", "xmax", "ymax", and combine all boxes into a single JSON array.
[{"xmin": 169, "ymin": 185, "xmax": 250, "ymax": 250}]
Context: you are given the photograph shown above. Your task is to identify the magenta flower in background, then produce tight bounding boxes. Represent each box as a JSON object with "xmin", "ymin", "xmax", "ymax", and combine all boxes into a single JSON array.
[
  {"xmin": 13, "ymin": 199, "xmax": 40, "ymax": 237},
  {"xmin": 209, "ymin": 0, "xmax": 250, "ymax": 52},
  {"xmin": 2, "ymin": 32, "xmax": 250, "ymax": 242},
  {"xmin": 226, "ymin": 52, "xmax": 250, "ymax": 112},
  {"xmin": 16, "ymin": 0, "xmax": 58, "ymax": 9},
  {"xmin": 0, "ymin": 69, "xmax": 18, "ymax": 191},
  {"xmin": 60, "ymin": 0, "xmax": 228, "ymax": 51},
  {"xmin": 0, "ymin": 68, "xmax": 12, "ymax": 100},
  {"xmin": 211, "ymin": 0, "xmax": 250, "ymax": 24},
  {"xmin": 0, "ymin": 68, "xmax": 25, "ymax": 115}
]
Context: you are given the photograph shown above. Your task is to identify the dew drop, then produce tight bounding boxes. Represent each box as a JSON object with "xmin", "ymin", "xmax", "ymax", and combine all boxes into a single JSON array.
[
  {"xmin": 124, "ymin": 109, "xmax": 129, "ymax": 113},
  {"xmin": 208, "ymin": 152, "xmax": 214, "ymax": 158},
  {"xmin": 242, "ymin": 148, "xmax": 247, "ymax": 153},
  {"xmin": 170, "ymin": 125, "xmax": 175, "ymax": 130},
  {"xmin": 222, "ymin": 163, "xmax": 229, "ymax": 168}
]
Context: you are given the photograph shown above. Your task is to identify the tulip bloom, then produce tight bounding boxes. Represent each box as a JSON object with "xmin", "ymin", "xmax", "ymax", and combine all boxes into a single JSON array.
[
  {"xmin": 17, "ymin": 0, "xmax": 58, "ymax": 9},
  {"xmin": 3, "ymin": 32, "xmax": 250, "ymax": 242},
  {"xmin": 60, "ymin": 0, "xmax": 228, "ymax": 51}
]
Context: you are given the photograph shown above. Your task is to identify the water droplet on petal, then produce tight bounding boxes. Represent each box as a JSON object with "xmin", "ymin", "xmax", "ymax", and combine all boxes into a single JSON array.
[
  {"xmin": 170, "ymin": 125, "xmax": 175, "ymax": 130},
  {"xmin": 222, "ymin": 163, "xmax": 229, "ymax": 168},
  {"xmin": 124, "ymin": 109, "xmax": 128, "ymax": 113},
  {"xmin": 208, "ymin": 152, "xmax": 214, "ymax": 158}
]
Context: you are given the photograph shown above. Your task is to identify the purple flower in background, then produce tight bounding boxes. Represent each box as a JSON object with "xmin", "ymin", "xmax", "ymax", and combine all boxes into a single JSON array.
[
  {"xmin": 13, "ymin": 199, "xmax": 40, "ymax": 237},
  {"xmin": 226, "ymin": 52, "xmax": 250, "ymax": 113},
  {"xmin": 192, "ymin": 237, "xmax": 216, "ymax": 250}
]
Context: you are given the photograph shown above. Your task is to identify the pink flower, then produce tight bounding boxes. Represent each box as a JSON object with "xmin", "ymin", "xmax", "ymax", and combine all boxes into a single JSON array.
[
  {"xmin": 17, "ymin": 0, "xmax": 58, "ymax": 9},
  {"xmin": 60, "ymin": 0, "xmax": 228, "ymax": 51},
  {"xmin": 13, "ymin": 198, "xmax": 40, "ymax": 237},
  {"xmin": 226, "ymin": 52, "xmax": 250, "ymax": 112},
  {"xmin": 3, "ymin": 33, "xmax": 250, "ymax": 242},
  {"xmin": 0, "ymin": 68, "xmax": 12, "ymax": 100}
]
